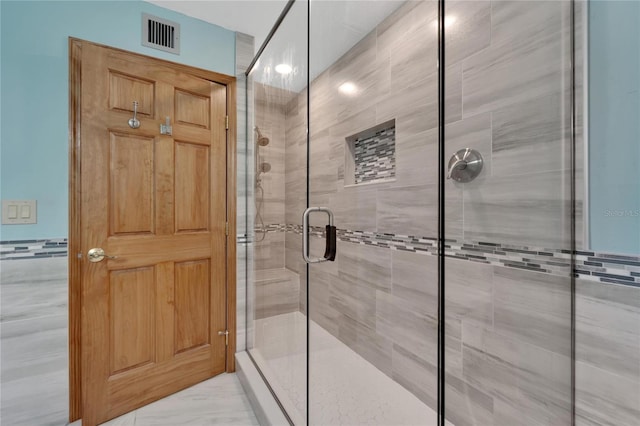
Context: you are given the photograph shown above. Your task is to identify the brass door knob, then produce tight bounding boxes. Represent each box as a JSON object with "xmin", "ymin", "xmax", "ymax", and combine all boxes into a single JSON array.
[{"xmin": 87, "ymin": 248, "xmax": 117, "ymax": 263}]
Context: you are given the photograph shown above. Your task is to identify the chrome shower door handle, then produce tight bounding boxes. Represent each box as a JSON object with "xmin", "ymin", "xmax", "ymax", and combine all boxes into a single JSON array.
[{"xmin": 302, "ymin": 207, "xmax": 337, "ymax": 263}]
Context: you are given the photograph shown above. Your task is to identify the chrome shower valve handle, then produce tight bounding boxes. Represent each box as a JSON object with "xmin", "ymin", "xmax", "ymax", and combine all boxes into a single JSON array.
[{"xmin": 447, "ymin": 148, "xmax": 483, "ymax": 183}]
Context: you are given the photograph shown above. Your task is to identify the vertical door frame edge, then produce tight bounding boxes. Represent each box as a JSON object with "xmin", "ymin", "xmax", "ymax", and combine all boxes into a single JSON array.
[
  {"xmin": 68, "ymin": 37, "xmax": 83, "ymax": 423},
  {"xmin": 225, "ymin": 75, "xmax": 238, "ymax": 374},
  {"xmin": 67, "ymin": 37, "xmax": 238, "ymax": 422}
]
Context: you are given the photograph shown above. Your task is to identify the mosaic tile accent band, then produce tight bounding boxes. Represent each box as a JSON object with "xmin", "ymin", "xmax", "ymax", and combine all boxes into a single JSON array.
[
  {"xmin": 353, "ymin": 126, "xmax": 396, "ymax": 184},
  {"xmin": 5, "ymin": 231, "xmax": 639, "ymax": 290},
  {"xmin": 246, "ymin": 224, "xmax": 640, "ymax": 289},
  {"xmin": 0, "ymin": 238, "xmax": 68, "ymax": 260}
]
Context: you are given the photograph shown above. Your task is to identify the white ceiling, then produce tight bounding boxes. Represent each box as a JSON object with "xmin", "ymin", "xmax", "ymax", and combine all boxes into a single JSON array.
[{"xmin": 146, "ymin": 0, "xmax": 405, "ymax": 87}]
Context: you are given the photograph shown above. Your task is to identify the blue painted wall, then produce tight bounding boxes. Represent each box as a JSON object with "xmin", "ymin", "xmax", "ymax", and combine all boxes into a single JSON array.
[
  {"xmin": 0, "ymin": 0, "xmax": 235, "ymax": 241},
  {"xmin": 589, "ymin": 1, "xmax": 640, "ymax": 254}
]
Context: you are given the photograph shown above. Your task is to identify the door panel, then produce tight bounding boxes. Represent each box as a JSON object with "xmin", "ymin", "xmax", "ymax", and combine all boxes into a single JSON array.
[
  {"xmin": 108, "ymin": 71, "xmax": 155, "ymax": 116},
  {"xmin": 109, "ymin": 132, "xmax": 155, "ymax": 235},
  {"xmin": 175, "ymin": 141, "xmax": 210, "ymax": 232},
  {"xmin": 174, "ymin": 259, "xmax": 211, "ymax": 353},
  {"xmin": 109, "ymin": 267, "xmax": 156, "ymax": 375},
  {"xmin": 175, "ymin": 89, "xmax": 210, "ymax": 128},
  {"xmin": 79, "ymin": 42, "xmax": 228, "ymax": 426}
]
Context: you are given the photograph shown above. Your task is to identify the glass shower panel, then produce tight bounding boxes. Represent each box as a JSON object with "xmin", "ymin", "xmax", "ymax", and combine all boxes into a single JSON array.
[
  {"xmin": 245, "ymin": 2, "xmax": 308, "ymax": 423},
  {"xmin": 443, "ymin": 1, "xmax": 574, "ymax": 425},
  {"xmin": 574, "ymin": 1, "xmax": 640, "ymax": 424},
  {"xmin": 307, "ymin": 1, "xmax": 439, "ymax": 424}
]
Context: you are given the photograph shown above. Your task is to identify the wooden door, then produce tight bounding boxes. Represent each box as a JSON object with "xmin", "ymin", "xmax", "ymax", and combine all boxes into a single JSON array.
[{"xmin": 77, "ymin": 42, "xmax": 228, "ymax": 425}]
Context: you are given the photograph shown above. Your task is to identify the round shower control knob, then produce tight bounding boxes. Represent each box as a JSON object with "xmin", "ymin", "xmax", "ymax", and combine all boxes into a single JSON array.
[{"xmin": 447, "ymin": 148, "xmax": 483, "ymax": 183}]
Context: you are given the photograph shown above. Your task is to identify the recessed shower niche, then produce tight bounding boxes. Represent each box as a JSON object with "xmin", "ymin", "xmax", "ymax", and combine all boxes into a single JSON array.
[{"xmin": 344, "ymin": 119, "xmax": 396, "ymax": 186}]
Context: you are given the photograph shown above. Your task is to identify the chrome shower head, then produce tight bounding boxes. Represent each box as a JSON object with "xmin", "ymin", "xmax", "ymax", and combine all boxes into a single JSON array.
[
  {"xmin": 259, "ymin": 162, "xmax": 271, "ymax": 173},
  {"xmin": 254, "ymin": 126, "xmax": 270, "ymax": 146}
]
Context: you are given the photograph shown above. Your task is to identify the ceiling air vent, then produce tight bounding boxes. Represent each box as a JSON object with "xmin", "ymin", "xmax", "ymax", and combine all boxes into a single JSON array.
[{"xmin": 142, "ymin": 13, "xmax": 180, "ymax": 55}]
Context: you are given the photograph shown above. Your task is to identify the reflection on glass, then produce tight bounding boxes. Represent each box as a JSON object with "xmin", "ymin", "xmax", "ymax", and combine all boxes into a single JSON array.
[
  {"xmin": 308, "ymin": 1, "xmax": 439, "ymax": 425},
  {"xmin": 246, "ymin": 1, "xmax": 308, "ymax": 424},
  {"xmin": 574, "ymin": 2, "xmax": 640, "ymax": 425},
  {"xmin": 443, "ymin": 1, "xmax": 573, "ymax": 425}
]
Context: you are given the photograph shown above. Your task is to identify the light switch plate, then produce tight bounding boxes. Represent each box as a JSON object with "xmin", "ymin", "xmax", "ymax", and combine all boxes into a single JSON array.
[{"xmin": 2, "ymin": 200, "xmax": 37, "ymax": 224}]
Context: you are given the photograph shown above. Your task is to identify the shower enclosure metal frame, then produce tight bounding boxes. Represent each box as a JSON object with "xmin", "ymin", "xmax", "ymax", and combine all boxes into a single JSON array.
[{"xmin": 243, "ymin": 0, "xmax": 578, "ymax": 424}]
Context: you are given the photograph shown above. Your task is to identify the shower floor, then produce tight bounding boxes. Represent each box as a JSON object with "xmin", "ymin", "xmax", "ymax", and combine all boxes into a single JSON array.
[{"xmin": 251, "ymin": 311, "xmax": 447, "ymax": 426}]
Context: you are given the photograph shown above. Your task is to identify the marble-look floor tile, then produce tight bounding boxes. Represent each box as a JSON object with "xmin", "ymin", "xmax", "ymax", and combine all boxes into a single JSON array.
[
  {"xmin": 252, "ymin": 311, "xmax": 444, "ymax": 426},
  {"xmin": 84, "ymin": 374, "xmax": 259, "ymax": 426}
]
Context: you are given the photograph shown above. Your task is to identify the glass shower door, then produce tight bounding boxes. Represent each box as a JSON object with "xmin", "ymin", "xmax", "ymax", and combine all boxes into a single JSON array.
[
  {"xmin": 307, "ymin": 1, "xmax": 440, "ymax": 424},
  {"xmin": 443, "ymin": 1, "xmax": 574, "ymax": 425},
  {"xmin": 574, "ymin": 1, "xmax": 640, "ymax": 424},
  {"xmin": 245, "ymin": 2, "xmax": 308, "ymax": 423}
]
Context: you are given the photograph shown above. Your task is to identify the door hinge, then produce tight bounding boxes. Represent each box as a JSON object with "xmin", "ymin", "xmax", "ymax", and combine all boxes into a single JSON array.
[
  {"xmin": 218, "ymin": 330, "xmax": 229, "ymax": 345},
  {"xmin": 225, "ymin": 115, "xmax": 229, "ymax": 130},
  {"xmin": 225, "ymin": 222, "xmax": 229, "ymax": 236}
]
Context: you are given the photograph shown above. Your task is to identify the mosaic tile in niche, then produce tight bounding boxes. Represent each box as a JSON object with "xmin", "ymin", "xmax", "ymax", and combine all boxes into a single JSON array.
[{"xmin": 345, "ymin": 120, "xmax": 396, "ymax": 185}]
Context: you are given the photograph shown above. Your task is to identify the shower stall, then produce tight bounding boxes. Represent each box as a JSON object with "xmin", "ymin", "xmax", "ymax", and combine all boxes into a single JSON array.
[{"xmin": 240, "ymin": 0, "xmax": 640, "ymax": 425}]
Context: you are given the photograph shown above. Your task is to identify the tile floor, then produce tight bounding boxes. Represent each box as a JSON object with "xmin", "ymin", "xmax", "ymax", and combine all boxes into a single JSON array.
[
  {"xmin": 0, "ymin": 257, "xmax": 258, "ymax": 426},
  {"xmin": 70, "ymin": 374, "xmax": 258, "ymax": 426},
  {"xmin": 251, "ymin": 311, "xmax": 451, "ymax": 426}
]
